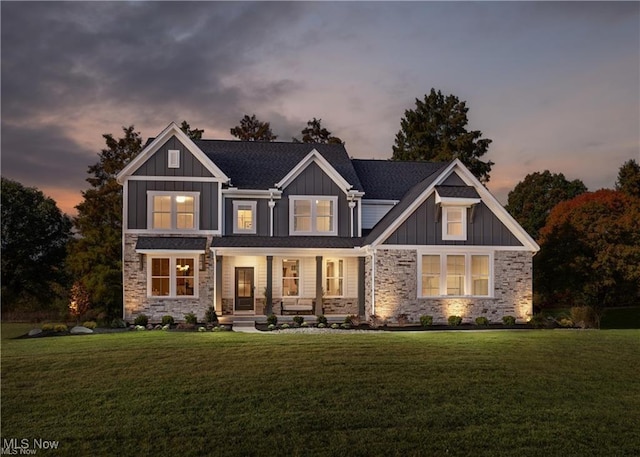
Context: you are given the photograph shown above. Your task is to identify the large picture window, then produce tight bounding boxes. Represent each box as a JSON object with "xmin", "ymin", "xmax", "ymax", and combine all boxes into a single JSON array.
[
  {"xmin": 282, "ymin": 259, "xmax": 299, "ymax": 296},
  {"xmin": 289, "ymin": 196, "xmax": 337, "ymax": 235},
  {"xmin": 148, "ymin": 192, "xmax": 199, "ymax": 231},
  {"xmin": 148, "ymin": 256, "xmax": 197, "ymax": 298},
  {"xmin": 325, "ymin": 259, "xmax": 343, "ymax": 296},
  {"xmin": 419, "ymin": 253, "xmax": 492, "ymax": 298}
]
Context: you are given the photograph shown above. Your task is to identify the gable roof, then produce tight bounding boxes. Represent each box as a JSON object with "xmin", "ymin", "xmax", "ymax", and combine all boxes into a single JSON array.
[
  {"xmin": 366, "ymin": 159, "xmax": 540, "ymax": 252},
  {"xmin": 352, "ymin": 160, "xmax": 446, "ymax": 200},
  {"xmin": 194, "ymin": 140, "xmax": 363, "ymax": 191},
  {"xmin": 434, "ymin": 185, "xmax": 480, "ymax": 199}
]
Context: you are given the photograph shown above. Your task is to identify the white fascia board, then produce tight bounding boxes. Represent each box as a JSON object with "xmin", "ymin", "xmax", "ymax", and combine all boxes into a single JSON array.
[
  {"xmin": 374, "ymin": 244, "xmax": 536, "ymax": 253},
  {"xmin": 210, "ymin": 247, "xmax": 364, "ymax": 257},
  {"xmin": 362, "ymin": 199, "xmax": 399, "ymax": 206},
  {"xmin": 434, "ymin": 194, "xmax": 481, "ymax": 206},
  {"xmin": 274, "ymin": 149, "xmax": 353, "ymax": 193},
  {"xmin": 438, "ymin": 159, "xmax": 540, "ymax": 252},
  {"xmin": 116, "ymin": 122, "xmax": 230, "ymax": 184},
  {"xmin": 222, "ymin": 188, "xmax": 283, "ymax": 199}
]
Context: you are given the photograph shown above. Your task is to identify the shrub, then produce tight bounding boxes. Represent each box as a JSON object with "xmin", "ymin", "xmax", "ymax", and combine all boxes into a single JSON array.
[
  {"xmin": 54, "ymin": 324, "xmax": 68, "ymax": 333},
  {"xmin": 184, "ymin": 312, "xmax": 197, "ymax": 325},
  {"xmin": 447, "ymin": 315, "xmax": 462, "ymax": 326},
  {"xmin": 198, "ymin": 326, "xmax": 206, "ymax": 332},
  {"xmin": 82, "ymin": 321, "xmax": 97, "ymax": 329},
  {"xmin": 341, "ymin": 323, "xmax": 351, "ymax": 329},
  {"xmin": 475, "ymin": 317, "xmax": 490, "ymax": 326},
  {"xmin": 134, "ymin": 314, "xmax": 149, "ymax": 326},
  {"xmin": 111, "ymin": 318, "xmax": 126, "ymax": 328},
  {"xmin": 161, "ymin": 315, "xmax": 175, "ymax": 326},
  {"xmin": 502, "ymin": 315, "xmax": 516, "ymax": 326},
  {"xmin": 301, "ymin": 321, "xmax": 309, "ymax": 327},
  {"xmin": 162, "ymin": 324, "xmax": 170, "ymax": 331},
  {"xmin": 281, "ymin": 323, "xmax": 290, "ymax": 329},
  {"xmin": 318, "ymin": 322, "xmax": 326, "ymax": 328},
  {"xmin": 570, "ymin": 306, "xmax": 599, "ymax": 329},
  {"xmin": 205, "ymin": 307, "xmax": 218, "ymax": 324},
  {"xmin": 293, "ymin": 315, "xmax": 304, "ymax": 325},
  {"xmin": 558, "ymin": 318, "xmax": 574, "ymax": 328},
  {"xmin": 135, "ymin": 325, "xmax": 146, "ymax": 331},
  {"xmin": 316, "ymin": 315, "xmax": 328, "ymax": 325},
  {"xmin": 420, "ymin": 315, "xmax": 433, "ymax": 327},
  {"xmin": 528, "ymin": 313, "xmax": 550, "ymax": 329},
  {"xmin": 41, "ymin": 323, "xmax": 54, "ymax": 332},
  {"xmin": 331, "ymin": 323, "xmax": 340, "ymax": 329},
  {"xmin": 267, "ymin": 324, "xmax": 276, "ymax": 331},
  {"xmin": 267, "ymin": 313, "xmax": 278, "ymax": 325},
  {"xmin": 396, "ymin": 313, "xmax": 409, "ymax": 326}
]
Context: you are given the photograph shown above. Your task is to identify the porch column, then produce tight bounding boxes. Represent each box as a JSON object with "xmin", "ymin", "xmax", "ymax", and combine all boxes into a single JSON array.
[
  {"xmin": 358, "ymin": 256, "xmax": 365, "ymax": 316},
  {"xmin": 266, "ymin": 255, "xmax": 273, "ymax": 316},
  {"xmin": 315, "ymin": 255, "xmax": 323, "ymax": 315},
  {"xmin": 215, "ymin": 255, "xmax": 223, "ymax": 313}
]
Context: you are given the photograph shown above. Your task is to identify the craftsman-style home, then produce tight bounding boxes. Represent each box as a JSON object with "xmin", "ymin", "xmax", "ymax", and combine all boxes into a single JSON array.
[{"xmin": 116, "ymin": 122, "xmax": 539, "ymax": 324}]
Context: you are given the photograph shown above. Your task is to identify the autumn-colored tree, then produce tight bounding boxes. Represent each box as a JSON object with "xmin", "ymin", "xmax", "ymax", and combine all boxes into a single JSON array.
[
  {"xmin": 230, "ymin": 114, "xmax": 277, "ymax": 141},
  {"xmin": 536, "ymin": 189, "xmax": 640, "ymax": 310},
  {"xmin": 506, "ymin": 170, "xmax": 587, "ymax": 240}
]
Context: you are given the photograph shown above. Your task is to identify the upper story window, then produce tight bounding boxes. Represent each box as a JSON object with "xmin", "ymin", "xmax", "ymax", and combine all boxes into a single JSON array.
[
  {"xmin": 233, "ymin": 201, "xmax": 257, "ymax": 234},
  {"xmin": 442, "ymin": 207, "xmax": 467, "ymax": 241},
  {"xmin": 167, "ymin": 149, "xmax": 180, "ymax": 168},
  {"xmin": 148, "ymin": 191, "xmax": 199, "ymax": 231},
  {"xmin": 289, "ymin": 196, "xmax": 338, "ymax": 236},
  {"xmin": 419, "ymin": 253, "xmax": 492, "ymax": 298}
]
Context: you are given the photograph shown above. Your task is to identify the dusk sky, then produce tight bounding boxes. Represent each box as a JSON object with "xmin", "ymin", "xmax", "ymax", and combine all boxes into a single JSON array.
[{"xmin": 2, "ymin": 1, "xmax": 638, "ymax": 216}]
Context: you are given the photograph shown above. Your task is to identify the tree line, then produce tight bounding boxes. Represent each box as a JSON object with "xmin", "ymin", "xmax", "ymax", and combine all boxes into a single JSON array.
[{"xmin": 2, "ymin": 88, "xmax": 638, "ymax": 323}]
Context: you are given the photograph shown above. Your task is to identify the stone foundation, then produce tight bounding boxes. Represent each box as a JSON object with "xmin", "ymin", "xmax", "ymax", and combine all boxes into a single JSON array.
[
  {"xmin": 123, "ymin": 234, "xmax": 215, "ymax": 323},
  {"xmin": 322, "ymin": 298, "xmax": 359, "ymax": 315},
  {"xmin": 368, "ymin": 249, "xmax": 533, "ymax": 324}
]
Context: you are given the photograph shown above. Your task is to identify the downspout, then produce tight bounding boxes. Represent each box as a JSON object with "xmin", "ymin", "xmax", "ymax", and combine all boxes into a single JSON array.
[
  {"xmin": 211, "ymin": 249, "xmax": 217, "ymax": 313},
  {"xmin": 349, "ymin": 200, "xmax": 356, "ymax": 238},
  {"xmin": 371, "ymin": 248, "xmax": 376, "ymax": 316},
  {"xmin": 268, "ymin": 197, "xmax": 275, "ymax": 237}
]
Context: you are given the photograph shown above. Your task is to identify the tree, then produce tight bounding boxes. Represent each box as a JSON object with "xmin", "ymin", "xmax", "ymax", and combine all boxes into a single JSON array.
[
  {"xmin": 230, "ymin": 114, "xmax": 277, "ymax": 141},
  {"xmin": 535, "ymin": 189, "xmax": 640, "ymax": 310},
  {"xmin": 506, "ymin": 170, "xmax": 587, "ymax": 240},
  {"xmin": 293, "ymin": 118, "xmax": 342, "ymax": 144},
  {"xmin": 67, "ymin": 126, "xmax": 142, "ymax": 317},
  {"xmin": 615, "ymin": 159, "xmax": 640, "ymax": 198},
  {"xmin": 1, "ymin": 177, "xmax": 72, "ymax": 310},
  {"xmin": 392, "ymin": 89, "xmax": 493, "ymax": 183},
  {"xmin": 180, "ymin": 120, "xmax": 204, "ymax": 140}
]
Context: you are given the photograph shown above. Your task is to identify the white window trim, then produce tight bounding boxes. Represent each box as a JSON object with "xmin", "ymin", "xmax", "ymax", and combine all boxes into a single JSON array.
[
  {"xmin": 442, "ymin": 206, "xmax": 468, "ymax": 241},
  {"xmin": 232, "ymin": 200, "xmax": 257, "ymax": 234},
  {"xmin": 282, "ymin": 259, "xmax": 301, "ymax": 297},
  {"xmin": 167, "ymin": 149, "xmax": 180, "ymax": 168},
  {"xmin": 147, "ymin": 255, "xmax": 199, "ymax": 299},
  {"xmin": 324, "ymin": 258, "xmax": 344, "ymax": 298},
  {"xmin": 417, "ymin": 252, "xmax": 494, "ymax": 298},
  {"xmin": 289, "ymin": 195, "xmax": 338, "ymax": 236},
  {"xmin": 147, "ymin": 191, "xmax": 200, "ymax": 232}
]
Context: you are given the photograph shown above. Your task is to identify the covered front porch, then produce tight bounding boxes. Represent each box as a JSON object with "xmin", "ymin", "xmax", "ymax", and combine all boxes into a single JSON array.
[{"xmin": 211, "ymin": 239, "xmax": 366, "ymax": 322}]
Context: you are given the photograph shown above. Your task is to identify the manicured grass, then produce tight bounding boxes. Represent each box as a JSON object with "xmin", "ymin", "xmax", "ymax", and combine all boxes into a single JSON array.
[{"xmin": 2, "ymin": 328, "xmax": 639, "ymax": 456}]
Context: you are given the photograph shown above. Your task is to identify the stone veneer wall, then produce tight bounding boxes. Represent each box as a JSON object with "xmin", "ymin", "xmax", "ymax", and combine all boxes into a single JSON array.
[
  {"xmin": 321, "ymin": 298, "xmax": 358, "ymax": 315},
  {"xmin": 123, "ymin": 234, "xmax": 215, "ymax": 323},
  {"xmin": 367, "ymin": 249, "xmax": 533, "ymax": 324}
]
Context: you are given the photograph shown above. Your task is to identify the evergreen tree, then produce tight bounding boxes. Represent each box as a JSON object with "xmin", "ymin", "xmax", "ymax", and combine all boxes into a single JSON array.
[
  {"xmin": 68, "ymin": 126, "xmax": 142, "ymax": 317},
  {"xmin": 293, "ymin": 118, "xmax": 342, "ymax": 144},
  {"xmin": 230, "ymin": 114, "xmax": 277, "ymax": 141},
  {"xmin": 392, "ymin": 89, "xmax": 493, "ymax": 183},
  {"xmin": 615, "ymin": 159, "xmax": 640, "ymax": 198},
  {"xmin": 506, "ymin": 170, "xmax": 587, "ymax": 240},
  {"xmin": 180, "ymin": 120, "xmax": 204, "ymax": 140},
  {"xmin": 1, "ymin": 178, "xmax": 72, "ymax": 310}
]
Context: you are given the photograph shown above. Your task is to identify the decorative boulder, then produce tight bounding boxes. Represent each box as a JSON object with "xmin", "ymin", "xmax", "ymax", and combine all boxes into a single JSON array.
[
  {"xmin": 28, "ymin": 329, "xmax": 42, "ymax": 336},
  {"xmin": 70, "ymin": 326, "xmax": 93, "ymax": 334}
]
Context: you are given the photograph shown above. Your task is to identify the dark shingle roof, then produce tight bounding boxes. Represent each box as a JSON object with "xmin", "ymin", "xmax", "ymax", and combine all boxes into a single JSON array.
[
  {"xmin": 135, "ymin": 237, "xmax": 208, "ymax": 251},
  {"xmin": 435, "ymin": 185, "xmax": 480, "ymax": 199},
  {"xmin": 212, "ymin": 236, "xmax": 363, "ymax": 249},
  {"xmin": 193, "ymin": 140, "xmax": 363, "ymax": 191},
  {"xmin": 352, "ymin": 160, "xmax": 447, "ymax": 200}
]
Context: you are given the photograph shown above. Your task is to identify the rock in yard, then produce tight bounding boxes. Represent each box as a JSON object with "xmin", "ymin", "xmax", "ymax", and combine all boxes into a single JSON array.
[
  {"xmin": 28, "ymin": 329, "xmax": 42, "ymax": 336},
  {"xmin": 70, "ymin": 326, "xmax": 94, "ymax": 334}
]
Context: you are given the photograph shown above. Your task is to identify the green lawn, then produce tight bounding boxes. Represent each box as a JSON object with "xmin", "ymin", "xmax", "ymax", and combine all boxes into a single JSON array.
[{"xmin": 2, "ymin": 328, "xmax": 639, "ymax": 456}]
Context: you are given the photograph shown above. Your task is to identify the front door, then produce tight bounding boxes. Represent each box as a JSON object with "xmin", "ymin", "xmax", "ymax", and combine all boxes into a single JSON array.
[{"xmin": 235, "ymin": 267, "xmax": 254, "ymax": 312}]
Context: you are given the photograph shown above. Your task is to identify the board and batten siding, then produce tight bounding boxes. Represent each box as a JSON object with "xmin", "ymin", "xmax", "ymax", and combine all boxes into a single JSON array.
[
  {"xmin": 274, "ymin": 161, "xmax": 353, "ymax": 237},
  {"xmin": 127, "ymin": 180, "xmax": 219, "ymax": 231},
  {"xmin": 133, "ymin": 136, "xmax": 214, "ymax": 178},
  {"xmin": 383, "ymin": 194, "xmax": 523, "ymax": 246}
]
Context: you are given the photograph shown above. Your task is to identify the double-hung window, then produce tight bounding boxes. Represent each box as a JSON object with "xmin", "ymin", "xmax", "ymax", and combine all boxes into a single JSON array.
[
  {"xmin": 325, "ymin": 259, "xmax": 344, "ymax": 296},
  {"xmin": 233, "ymin": 201, "xmax": 257, "ymax": 234},
  {"xmin": 282, "ymin": 259, "xmax": 300, "ymax": 296},
  {"xmin": 148, "ymin": 192, "xmax": 199, "ymax": 230},
  {"xmin": 290, "ymin": 196, "xmax": 338, "ymax": 235},
  {"xmin": 442, "ymin": 207, "xmax": 467, "ymax": 240},
  {"xmin": 419, "ymin": 253, "xmax": 492, "ymax": 297},
  {"xmin": 149, "ymin": 256, "xmax": 197, "ymax": 298}
]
